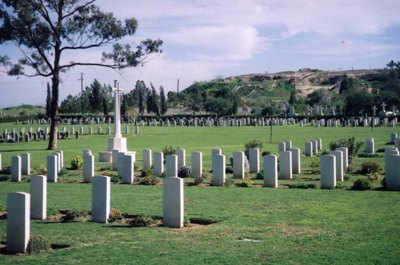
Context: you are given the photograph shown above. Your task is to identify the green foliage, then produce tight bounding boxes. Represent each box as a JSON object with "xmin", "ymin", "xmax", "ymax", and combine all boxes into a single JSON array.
[
  {"xmin": 360, "ymin": 162, "xmax": 382, "ymax": 175},
  {"xmin": 111, "ymin": 175, "xmax": 123, "ymax": 184},
  {"xmin": 139, "ymin": 175, "xmax": 160, "ymax": 185},
  {"xmin": 184, "ymin": 215, "xmax": 191, "ymax": 226},
  {"xmin": 47, "ymin": 206, "xmax": 59, "ymax": 217},
  {"xmin": 141, "ymin": 168, "xmax": 153, "ymax": 177},
  {"xmin": 27, "ymin": 236, "xmax": 51, "ymax": 255},
  {"xmin": 224, "ymin": 178, "xmax": 234, "ymax": 187},
  {"xmin": 288, "ymin": 183, "xmax": 317, "ymax": 189},
  {"xmin": 351, "ymin": 179, "xmax": 372, "ymax": 190},
  {"xmin": 33, "ymin": 163, "xmax": 47, "ymax": 175},
  {"xmin": 238, "ymin": 179, "xmax": 254, "ymax": 187},
  {"xmin": 70, "ymin": 156, "xmax": 83, "ymax": 170},
  {"xmin": 0, "ymin": 166, "xmax": 11, "ymax": 174},
  {"xmin": 310, "ymin": 157, "xmax": 320, "ymax": 169},
  {"xmin": 244, "ymin": 140, "xmax": 263, "ymax": 158},
  {"xmin": 329, "ymin": 137, "xmax": 363, "ymax": 163},
  {"xmin": 162, "ymin": 145, "xmax": 177, "ymax": 156},
  {"xmin": 255, "ymin": 170, "xmax": 264, "ymax": 180}
]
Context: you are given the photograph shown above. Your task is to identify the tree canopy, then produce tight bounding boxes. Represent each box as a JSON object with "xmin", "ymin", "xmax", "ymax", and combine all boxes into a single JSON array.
[{"xmin": 0, "ymin": 0, "xmax": 162, "ymax": 149}]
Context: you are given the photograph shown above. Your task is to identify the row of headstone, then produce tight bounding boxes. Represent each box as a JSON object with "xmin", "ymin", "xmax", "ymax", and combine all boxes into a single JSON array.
[
  {"xmin": 304, "ymin": 138, "xmax": 322, "ymax": 156},
  {"xmin": 385, "ymin": 147, "xmax": 400, "ymax": 190}
]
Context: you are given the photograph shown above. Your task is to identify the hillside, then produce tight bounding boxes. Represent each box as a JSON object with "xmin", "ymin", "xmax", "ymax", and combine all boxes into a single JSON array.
[{"xmin": 177, "ymin": 68, "xmax": 388, "ymax": 115}]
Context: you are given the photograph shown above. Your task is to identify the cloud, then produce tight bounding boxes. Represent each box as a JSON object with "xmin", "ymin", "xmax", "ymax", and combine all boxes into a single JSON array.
[{"xmin": 162, "ymin": 25, "xmax": 270, "ymax": 62}]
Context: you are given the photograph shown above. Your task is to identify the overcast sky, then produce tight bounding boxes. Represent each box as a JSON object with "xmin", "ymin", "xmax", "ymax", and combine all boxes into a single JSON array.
[{"xmin": 1, "ymin": 0, "xmax": 400, "ymax": 108}]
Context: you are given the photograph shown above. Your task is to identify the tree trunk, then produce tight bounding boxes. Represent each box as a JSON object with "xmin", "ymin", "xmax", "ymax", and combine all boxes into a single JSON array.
[{"xmin": 47, "ymin": 75, "xmax": 59, "ymax": 150}]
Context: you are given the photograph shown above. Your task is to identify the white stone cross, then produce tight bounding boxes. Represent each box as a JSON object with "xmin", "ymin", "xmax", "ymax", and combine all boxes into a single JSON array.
[
  {"xmin": 381, "ymin": 102, "xmax": 386, "ymax": 112},
  {"xmin": 372, "ymin": 105, "xmax": 377, "ymax": 116},
  {"xmin": 113, "ymin": 80, "xmax": 123, "ymax": 138}
]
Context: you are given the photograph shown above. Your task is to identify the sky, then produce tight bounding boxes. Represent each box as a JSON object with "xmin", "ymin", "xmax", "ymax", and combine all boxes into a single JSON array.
[{"xmin": 1, "ymin": 0, "xmax": 400, "ymax": 108}]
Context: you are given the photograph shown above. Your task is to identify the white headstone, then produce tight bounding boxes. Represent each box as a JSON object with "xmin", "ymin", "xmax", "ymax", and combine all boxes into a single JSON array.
[
  {"xmin": 83, "ymin": 152, "xmax": 95, "ymax": 183},
  {"xmin": 21, "ymin": 153, "xmax": 30, "ymax": 175},
  {"xmin": 212, "ymin": 154, "xmax": 225, "ymax": 186},
  {"xmin": 176, "ymin": 148, "xmax": 186, "ymax": 168},
  {"xmin": 7, "ymin": 192, "xmax": 30, "ymax": 253},
  {"xmin": 117, "ymin": 151, "xmax": 127, "ymax": 177},
  {"xmin": 153, "ymin": 152, "xmax": 164, "ymax": 176},
  {"xmin": 11, "ymin": 155, "xmax": 21, "ymax": 182},
  {"xmin": 0, "ymin": 153, "xmax": 2, "ymax": 171},
  {"xmin": 143, "ymin": 149, "xmax": 152, "ymax": 170},
  {"xmin": 391, "ymin": 132, "xmax": 398, "ymax": 143},
  {"xmin": 30, "ymin": 175, "xmax": 47, "ymax": 220},
  {"xmin": 122, "ymin": 154, "xmax": 135, "ymax": 184},
  {"xmin": 92, "ymin": 176, "xmax": 110, "ymax": 223},
  {"xmin": 249, "ymin": 148, "xmax": 260, "ymax": 173},
  {"xmin": 163, "ymin": 177, "xmax": 184, "ymax": 228},
  {"xmin": 112, "ymin": 149, "xmax": 119, "ymax": 170},
  {"xmin": 316, "ymin": 138, "xmax": 322, "ymax": 150},
  {"xmin": 320, "ymin": 155, "xmax": 336, "ymax": 189},
  {"xmin": 365, "ymin": 137, "xmax": 375, "ymax": 154},
  {"xmin": 337, "ymin": 147, "xmax": 349, "ymax": 172},
  {"xmin": 263, "ymin": 155, "xmax": 278, "ymax": 188},
  {"xmin": 233, "ymin": 151, "xmax": 245, "ymax": 179},
  {"xmin": 191, "ymin": 151, "xmax": 202, "ymax": 179},
  {"xmin": 278, "ymin": 142, "xmax": 286, "ymax": 152},
  {"xmin": 54, "ymin": 151, "xmax": 61, "ymax": 173},
  {"xmin": 290, "ymin": 148, "xmax": 301, "ymax": 174},
  {"xmin": 166, "ymin": 154, "xmax": 178, "ymax": 178},
  {"xmin": 279, "ymin": 151, "xmax": 292, "ymax": 180},
  {"xmin": 330, "ymin": 150, "xmax": 344, "ymax": 181},
  {"xmin": 284, "ymin": 140, "xmax": 292, "ymax": 150},
  {"xmin": 304, "ymin": 142, "xmax": 313, "ymax": 156},
  {"xmin": 47, "ymin": 154, "xmax": 58, "ymax": 183}
]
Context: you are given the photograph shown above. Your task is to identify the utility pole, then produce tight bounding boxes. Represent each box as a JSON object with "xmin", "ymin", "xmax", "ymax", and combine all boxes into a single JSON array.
[
  {"xmin": 177, "ymin": 79, "xmax": 180, "ymax": 93},
  {"xmin": 79, "ymin": 73, "xmax": 84, "ymax": 114}
]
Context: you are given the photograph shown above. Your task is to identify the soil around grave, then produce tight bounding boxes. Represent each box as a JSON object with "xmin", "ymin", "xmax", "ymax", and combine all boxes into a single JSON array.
[
  {"xmin": 0, "ymin": 240, "xmax": 70, "ymax": 256},
  {"xmin": 45, "ymin": 209, "xmax": 218, "ymax": 228}
]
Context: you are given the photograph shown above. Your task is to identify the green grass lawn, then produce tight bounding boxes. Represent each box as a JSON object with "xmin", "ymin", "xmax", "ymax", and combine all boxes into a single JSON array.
[{"xmin": 0, "ymin": 123, "xmax": 399, "ymax": 264}]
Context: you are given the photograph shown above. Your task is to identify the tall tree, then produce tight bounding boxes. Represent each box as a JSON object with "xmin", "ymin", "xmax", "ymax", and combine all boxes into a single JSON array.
[
  {"xmin": 159, "ymin": 86, "xmax": 167, "ymax": 115},
  {"xmin": 45, "ymin": 82, "xmax": 51, "ymax": 118},
  {"xmin": 0, "ymin": 1, "xmax": 162, "ymax": 149},
  {"xmin": 88, "ymin": 79, "xmax": 103, "ymax": 113}
]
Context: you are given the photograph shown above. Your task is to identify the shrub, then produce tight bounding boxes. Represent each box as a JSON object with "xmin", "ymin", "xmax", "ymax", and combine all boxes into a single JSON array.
[
  {"xmin": 224, "ymin": 178, "xmax": 234, "ymax": 187},
  {"xmin": 47, "ymin": 206, "xmax": 59, "ymax": 217},
  {"xmin": 0, "ymin": 166, "xmax": 11, "ymax": 174},
  {"xmin": 329, "ymin": 137, "xmax": 363, "ymax": 163},
  {"xmin": 70, "ymin": 156, "xmax": 83, "ymax": 170},
  {"xmin": 288, "ymin": 183, "xmax": 317, "ymax": 189},
  {"xmin": 110, "ymin": 175, "xmax": 122, "ymax": 184},
  {"xmin": 238, "ymin": 179, "xmax": 254, "ymax": 187},
  {"xmin": 358, "ymin": 153, "xmax": 381, "ymax": 158},
  {"xmin": 139, "ymin": 175, "xmax": 160, "ymax": 185},
  {"xmin": 140, "ymin": 168, "xmax": 153, "ymax": 177},
  {"xmin": 256, "ymin": 170, "xmax": 264, "ymax": 180},
  {"xmin": 58, "ymin": 168, "xmax": 68, "ymax": 176},
  {"xmin": 162, "ymin": 145, "xmax": 177, "ymax": 156},
  {"xmin": 0, "ymin": 175, "xmax": 9, "ymax": 181},
  {"xmin": 178, "ymin": 166, "xmax": 192, "ymax": 178},
  {"xmin": 184, "ymin": 215, "xmax": 191, "ymax": 226},
  {"xmin": 368, "ymin": 172, "xmax": 382, "ymax": 181},
  {"xmin": 108, "ymin": 208, "xmax": 123, "ymax": 222},
  {"xmin": 351, "ymin": 179, "xmax": 372, "ymax": 190},
  {"xmin": 310, "ymin": 157, "xmax": 320, "ymax": 169},
  {"xmin": 360, "ymin": 162, "xmax": 381, "ymax": 175},
  {"xmin": 27, "ymin": 236, "xmax": 51, "ymax": 254},
  {"xmin": 35, "ymin": 163, "xmax": 47, "ymax": 174},
  {"xmin": 244, "ymin": 140, "xmax": 263, "ymax": 158}
]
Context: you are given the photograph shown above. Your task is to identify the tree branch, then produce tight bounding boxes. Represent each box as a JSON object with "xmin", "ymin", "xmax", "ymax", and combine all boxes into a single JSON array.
[{"xmin": 62, "ymin": 0, "xmax": 95, "ymax": 20}]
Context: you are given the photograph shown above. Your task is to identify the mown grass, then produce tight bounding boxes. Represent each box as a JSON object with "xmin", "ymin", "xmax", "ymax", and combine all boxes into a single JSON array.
[{"xmin": 0, "ymin": 123, "xmax": 399, "ymax": 264}]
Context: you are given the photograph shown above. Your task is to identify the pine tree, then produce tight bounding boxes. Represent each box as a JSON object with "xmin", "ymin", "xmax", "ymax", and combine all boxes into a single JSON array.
[{"xmin": 160, "ymin": 86, "xmax": 167, "ymax": 115}]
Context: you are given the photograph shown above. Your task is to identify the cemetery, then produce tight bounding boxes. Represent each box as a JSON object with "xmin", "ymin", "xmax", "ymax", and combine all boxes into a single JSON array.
[
  {"xmin": 0, "ymin": 118, "xmax": 399, "ymax": 264},
  {"xmin": 0, "ymin": 1, "xmax": 399, "ymax": 264}
]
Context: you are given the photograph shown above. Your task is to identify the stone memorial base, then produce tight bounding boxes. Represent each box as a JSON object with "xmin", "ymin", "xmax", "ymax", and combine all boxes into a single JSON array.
[
  {"xmin": 108, "ymin": 137, "xmax": 127, "ymax": 152},
  {"xmin": 98, "ymin": 151, "xmax": 112, "ymax": 162}
]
